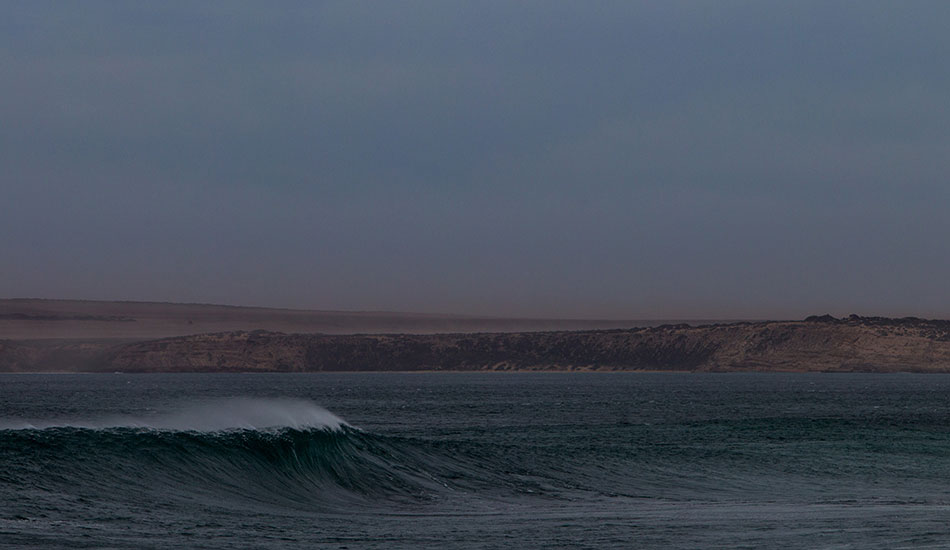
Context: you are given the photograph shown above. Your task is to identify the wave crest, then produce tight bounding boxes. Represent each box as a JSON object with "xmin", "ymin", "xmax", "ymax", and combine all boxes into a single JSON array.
[{"xmin": 0, "ymin": 398, "xmax": 348, "ymax": 432}]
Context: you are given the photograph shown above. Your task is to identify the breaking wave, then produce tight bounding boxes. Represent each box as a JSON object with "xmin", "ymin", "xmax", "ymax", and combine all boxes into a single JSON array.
[
  {"xmin": 0, "ymin": 399, "xmax": 493, "ymax": 513},
  {"xmin": 0, "ymin": 398, "xmax": 348, "ymax": 431}
]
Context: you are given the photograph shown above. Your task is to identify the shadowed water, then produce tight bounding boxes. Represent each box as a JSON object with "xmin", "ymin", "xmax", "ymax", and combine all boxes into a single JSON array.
[{"xmin": 2, "ymin": 372, "xmax": 950, "ymax": 548}]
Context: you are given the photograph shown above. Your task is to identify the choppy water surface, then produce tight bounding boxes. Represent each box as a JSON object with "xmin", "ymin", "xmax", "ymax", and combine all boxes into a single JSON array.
[{"xmin": 3, "ymin": 372, "xmax": 950, "ymax": 549}]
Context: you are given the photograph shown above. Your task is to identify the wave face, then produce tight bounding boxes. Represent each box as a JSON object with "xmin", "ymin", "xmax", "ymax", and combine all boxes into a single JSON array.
[
  {"xmin": 6, "ymin": 397, "xmax": 946, "ymax": 518},
  {"xmin": 0, "ymin": 400, "xmax": 465, "ymax": 515},
  {"xmin": 6, "ymin": 374, "xmax": 950, "ymax": 549}
]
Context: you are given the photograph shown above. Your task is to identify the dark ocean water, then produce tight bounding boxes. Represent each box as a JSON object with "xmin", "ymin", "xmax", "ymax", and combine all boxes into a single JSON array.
[{"xmin": 3, "ymin": 372, "xmax": 950, "ymax": 549}]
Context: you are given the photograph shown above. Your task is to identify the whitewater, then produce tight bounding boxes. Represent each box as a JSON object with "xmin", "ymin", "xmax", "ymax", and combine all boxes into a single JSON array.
[{"xmin": 3, "ymin": 372, "xmax": 950, "ymax": 548}]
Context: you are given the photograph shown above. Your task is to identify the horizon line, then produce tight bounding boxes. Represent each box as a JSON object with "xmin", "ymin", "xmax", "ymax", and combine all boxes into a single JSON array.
[{"xmin": 1, "ymin": 297, "xmax": 761, "ymax": 323}]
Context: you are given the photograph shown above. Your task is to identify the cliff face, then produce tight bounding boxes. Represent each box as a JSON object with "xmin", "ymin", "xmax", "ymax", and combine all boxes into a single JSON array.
[{"xmin": 5, "ymin": 315, "xmax": 949, "ymax": 373}]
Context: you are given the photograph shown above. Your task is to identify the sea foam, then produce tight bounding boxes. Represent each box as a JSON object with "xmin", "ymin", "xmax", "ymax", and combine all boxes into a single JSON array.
[{"xmin": 0, "ymin": 398, "xmax": 349, "ymax": 432}]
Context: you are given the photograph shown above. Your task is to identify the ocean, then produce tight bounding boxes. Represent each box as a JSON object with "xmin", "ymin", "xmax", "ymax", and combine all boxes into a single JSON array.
[{"xmin": 2, "ymin": 372, "xmax": 950, "ymax": 549}]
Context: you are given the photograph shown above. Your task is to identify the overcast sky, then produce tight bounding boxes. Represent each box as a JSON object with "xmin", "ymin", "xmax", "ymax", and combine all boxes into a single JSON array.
[{"xmin": 3, "ymin": 1, "xmax": 949, "ymax": 319}]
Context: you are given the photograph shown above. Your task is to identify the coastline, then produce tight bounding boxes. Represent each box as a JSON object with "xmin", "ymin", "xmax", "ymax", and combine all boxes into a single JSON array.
[{"xmin": 4, "ymin": 314, "xmax": 950, "ymax": 373}]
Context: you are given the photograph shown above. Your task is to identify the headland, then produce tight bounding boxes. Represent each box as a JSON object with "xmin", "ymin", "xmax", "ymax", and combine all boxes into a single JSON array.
[{"xmin": 1, "ymin": 300, "xmax": 948, "ymax": 373}]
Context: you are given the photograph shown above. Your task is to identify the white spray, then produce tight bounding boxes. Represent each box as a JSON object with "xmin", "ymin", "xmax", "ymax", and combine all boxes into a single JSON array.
[{"xmin": 0, "ymin": 398, "xmax": 349, "ymax": 432}]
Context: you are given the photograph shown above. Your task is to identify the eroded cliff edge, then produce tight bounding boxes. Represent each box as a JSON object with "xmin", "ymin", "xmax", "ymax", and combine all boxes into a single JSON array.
[{"xmin": 4, "ymin": 315, "xmax": 950, "ymax": 373}]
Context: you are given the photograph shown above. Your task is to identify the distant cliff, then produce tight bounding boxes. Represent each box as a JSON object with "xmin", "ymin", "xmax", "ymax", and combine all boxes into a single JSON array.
[{"xmin": 4, "ymin": 315, "xmax": 950, "ymax": 373}]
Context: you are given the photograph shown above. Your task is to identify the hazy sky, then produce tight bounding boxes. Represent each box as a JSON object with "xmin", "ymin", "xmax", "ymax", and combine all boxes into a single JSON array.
[{"xmin": 3, "ymin": 1, "xmax": 950, "ymax": 319}]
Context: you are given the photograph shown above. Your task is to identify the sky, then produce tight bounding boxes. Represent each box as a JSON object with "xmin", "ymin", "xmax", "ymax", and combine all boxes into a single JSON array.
[{"xmin": 2, "ymin": 1, "xmax": 950, "ymax": 319}]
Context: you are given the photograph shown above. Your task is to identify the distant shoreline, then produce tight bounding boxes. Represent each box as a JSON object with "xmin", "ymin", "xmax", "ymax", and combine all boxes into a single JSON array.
[
  {"xmin": 0, "ymin": 298, "xmax": 721, "ymax": 340},
  {"xmin": 3, "ymin": 309, "xmax": 950, "ymax": 373},
  {"xmin": 2, "ymin": 370, "xmax": 945, "ymax": 375}
]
